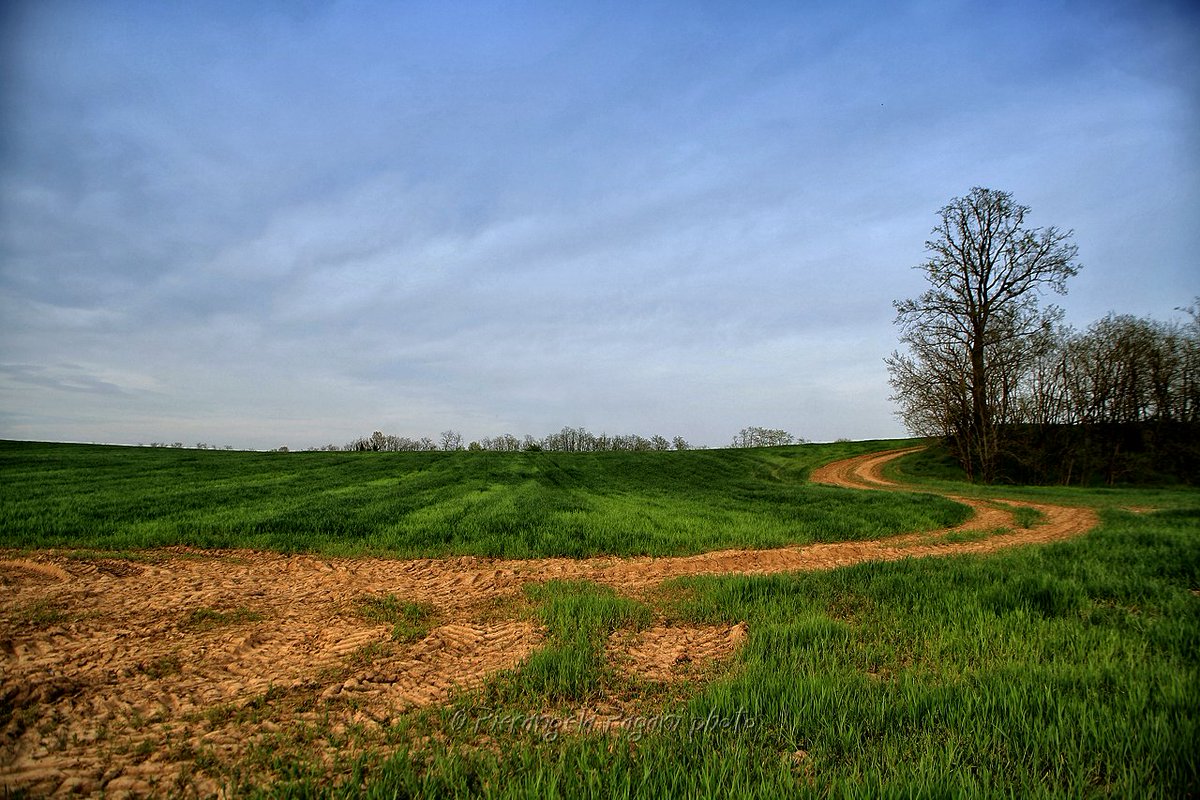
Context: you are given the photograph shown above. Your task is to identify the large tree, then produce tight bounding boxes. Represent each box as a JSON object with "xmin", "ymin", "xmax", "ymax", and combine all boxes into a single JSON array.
[{"xmin": 887, "ymin": 187, "xmax": 1080, "ymax": 481}]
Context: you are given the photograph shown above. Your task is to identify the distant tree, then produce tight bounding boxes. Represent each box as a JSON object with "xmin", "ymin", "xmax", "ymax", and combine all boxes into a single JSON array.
[
  {"xmin": 887, "ymin": 187, "xmax": 1080, "ymax": 481},
  {"xmin": 672, "ymin": 436, "xmax": 690, "ymax": 451},
  {"xmin": 486, "ymin": 433, "xmax": 522, "ymax": 452},
  {"xmin": 995, "ymin": 307, "xmax": 1200, "ymax": 484},
  {"xmin": 731, "ymin": 426, "xmax": 797, "ymax": 448}
]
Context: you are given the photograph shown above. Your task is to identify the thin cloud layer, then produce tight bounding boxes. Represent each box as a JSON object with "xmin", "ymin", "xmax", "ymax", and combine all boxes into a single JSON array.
[{"xmin": 2, "ymin": 0, "xmax": 1197, "ymax": 448}]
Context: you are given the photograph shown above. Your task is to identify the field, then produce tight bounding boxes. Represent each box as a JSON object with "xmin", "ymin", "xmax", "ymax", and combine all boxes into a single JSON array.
[
  {"xmin": 1, "ymin": 440, "xmax": 1198, "ymax": 797},
  {"xmin": 0, "ymin": 439, "xmax": 969, "ymax": 558}
]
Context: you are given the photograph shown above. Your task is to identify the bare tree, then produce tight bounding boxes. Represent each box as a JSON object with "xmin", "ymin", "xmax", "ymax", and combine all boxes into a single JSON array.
[
  {"xmin": 888, "ymin": 187, "xmax": 1080, "ymax": 481},
  {"xmin": 730, "ymin": 427, "xmax": 797, "ymax": 448},
  {"xmin": 439, "ymin": 430, "xmax": 463, "ymax": 451},
  {"xmin": 489, "ymin": 433, "xmax": 522, "ymax": 452}
]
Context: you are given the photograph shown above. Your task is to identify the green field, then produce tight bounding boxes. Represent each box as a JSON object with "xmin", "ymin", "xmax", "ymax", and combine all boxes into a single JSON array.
[
  {"xmin": 3, "ymin": 439, "xmax": 1198, "ymax": 797},
  {"xmin": 262, "ymin": 482, "xmax": 1198, "ymax": 799},
  {"xmin": 0, "ymin": 438, "xmax": 969, "ymax": 557},
  {"xmin": 195, "ymin": 502, "xmax": 1198, "ymax": 798}
]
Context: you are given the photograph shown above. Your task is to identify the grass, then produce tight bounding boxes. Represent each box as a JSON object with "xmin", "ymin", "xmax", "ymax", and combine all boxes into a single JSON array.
[
  {"xmin": 234, "ymin": 504, "xmax": 1198, "ymax": 799},
  {"xmin": 184, "ymin": 607, "xmax": 264, "ymax": 630},
  {"xmin": 909, "ymin": 527, "xmax": 1007, "ymax": 546},
  {"xmin": 887, "ymin": 444, "xmax": 1200, "ymax": 512},
  {"xmin": 353, "ymin": 594, "xmax": 437, "ymax": 643},
  {"xmin": 1009, "ymin": 504, "xmax": 1045, "ymax": 528},
  {"xmin": 138, "ymin": 653, "xmax": 184, "ymax": 680},
  {"xmin": 8, "ymin": 598, "xmax": 70, "ymax": 628},
  {"xmin": 0, "ymin": 438, "xmax": 970, "ymax": 558},
  {"xmin": 5, "ymin": 437, "xmax": 1198, "ymax": 796},
  {"xmin": 491, "ymin": 581, "xmax": 651, "ymax": 704}
]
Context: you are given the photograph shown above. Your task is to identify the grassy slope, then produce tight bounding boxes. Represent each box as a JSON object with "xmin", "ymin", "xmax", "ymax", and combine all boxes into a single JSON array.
[{"xmin": 0, "ymin": 438, "xmax": 969, "ymax": 558}]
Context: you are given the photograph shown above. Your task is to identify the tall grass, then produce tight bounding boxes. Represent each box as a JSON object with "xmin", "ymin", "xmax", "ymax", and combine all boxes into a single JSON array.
[{"xmin": 0, "ymin": 439, "xmax": 968, "ymax": 557}]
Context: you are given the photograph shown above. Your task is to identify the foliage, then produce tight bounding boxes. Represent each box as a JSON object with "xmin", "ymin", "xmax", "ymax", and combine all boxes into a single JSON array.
[
  {"xmin": 999, "ymin": 308, "xmax": 1200, "ymax": 484},
  {"xmin": 895, "ymin": 438, "xmax": 1173, "ymax": 491},
  {"xmin": 888, "ymin": 188, "xmax": 1198, "ymax": 485},
  {"xmin": 337, "ymin": 426, "xmax": 692, "ymax": 453}
]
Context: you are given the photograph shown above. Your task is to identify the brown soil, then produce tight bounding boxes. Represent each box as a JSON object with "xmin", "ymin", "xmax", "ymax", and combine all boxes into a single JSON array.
[
  {"xmin": 610, "ymin": 622, "xmax": 749, "ymax": 683},
  {"xmin": 1, "ymin": 448, "xmax": 1098, "ymax": 797}
]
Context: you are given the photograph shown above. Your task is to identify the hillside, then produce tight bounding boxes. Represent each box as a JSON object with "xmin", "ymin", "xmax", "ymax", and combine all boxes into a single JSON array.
[{"xmin": 0, "ymin": 439, "xmax": 968, "ymax": 558}]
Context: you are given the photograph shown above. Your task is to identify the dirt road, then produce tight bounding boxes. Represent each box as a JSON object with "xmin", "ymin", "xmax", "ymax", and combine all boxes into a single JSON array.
[{"xmin": 0, "ymin": 448, "xmax": 1098, "ymax": 796}]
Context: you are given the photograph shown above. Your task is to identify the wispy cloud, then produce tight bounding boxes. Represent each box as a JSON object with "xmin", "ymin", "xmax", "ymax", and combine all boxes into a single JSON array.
[{"xmin": 2, "ymin": 0, "xmax": 1197, "ymax": 448}]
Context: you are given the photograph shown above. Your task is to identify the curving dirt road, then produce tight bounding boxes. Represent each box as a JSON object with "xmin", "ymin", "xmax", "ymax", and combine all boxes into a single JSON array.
[
  {"xmin": 808, "ymin": 447, "xmax": 1099, "ymax": 552},
  {"xmin": 0, "ymin": 448, "xmax": 1098, "ymax": 797}
]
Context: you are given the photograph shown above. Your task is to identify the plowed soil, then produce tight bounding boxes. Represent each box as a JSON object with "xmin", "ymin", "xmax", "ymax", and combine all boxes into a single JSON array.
[{"xmin": 1, "ymin": 448, "xmax": 1098, "ymax": 797}]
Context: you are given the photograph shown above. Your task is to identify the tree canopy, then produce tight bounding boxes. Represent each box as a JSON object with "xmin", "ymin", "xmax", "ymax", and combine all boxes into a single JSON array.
[{"xmin": 887, "ymin": 187, "xmax": 1080, "ymax": 481}]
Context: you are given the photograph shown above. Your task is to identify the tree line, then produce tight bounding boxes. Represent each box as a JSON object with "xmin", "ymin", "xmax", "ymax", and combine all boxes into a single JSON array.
[
  {"xmin": 729, "ymin": 426, "xmax": 803, "ymax": 447},
  {"xmin": 888, "ymin": 186, "xmax": 1197, "ymax": 484},
  {"xmin": 1000, "ymin": 308, "xmax": 1199, "ymax": 483},
  {"xmin": 330, "ymin": 427, "xmax": 695, "ymax": 453},
  {"xmin": 324, "ymin": 425, "xmax": 801, "ymax": 453}
]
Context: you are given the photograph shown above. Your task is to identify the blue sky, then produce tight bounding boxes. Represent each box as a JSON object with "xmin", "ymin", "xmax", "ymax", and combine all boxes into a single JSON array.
[{"xmin": 1, "ymin": 0, "xmax": 1197, "ymax": 449}]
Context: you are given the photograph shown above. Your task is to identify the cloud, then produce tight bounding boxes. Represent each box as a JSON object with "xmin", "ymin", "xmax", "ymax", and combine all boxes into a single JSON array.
[
  {"xmin": 1, "ymin": 0, "xmax": 1197, "ymax": 448},
  {"xmin": 0, "ymin": 363, "xmax": 132, "ymax": 395}
]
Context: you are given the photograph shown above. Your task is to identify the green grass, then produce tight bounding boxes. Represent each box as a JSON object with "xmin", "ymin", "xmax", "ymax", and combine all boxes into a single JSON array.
[
  {"xmin": 353, "ymin": 594, "xmax": 437, "ymax": 643},
  {"xmin": 7, "ymin": 437, "xmax": 1198, "ymax": 796},
  {"xmin": 240, "ymin": 505, "xmax": 1200, "ymax": 799},
  {"xmin": 0, "ymin": 438, "xmax": 970, "ymax": 558},
  {"xmin": 1010, "ymin": 504, "xmax": 1045, "ymax": 528},
  {"xmin": 139, "ymin": 653, "xmax": 183, "ymax": 679},
  {"xmin": 184, "ymin": 606, "xmax": 264, "ymax": 630},
  {"xmin": 492, "ymin": 581, "xmax": 651, "ymax": 703},
  {"xmin": 888, "ymin": 444, "xmax": 1200, "ymax": 512}
]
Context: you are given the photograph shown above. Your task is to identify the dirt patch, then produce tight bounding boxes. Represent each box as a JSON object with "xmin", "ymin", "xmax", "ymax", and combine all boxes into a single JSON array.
[
  {"xmin": 610, "ymin": 622, "xmax": 749, "ymax": 682},
  {"xmin": 1, "ymin": 448, "xmax": 1099, "ymax": 796},
  {"xmin": 326, "ymin": 621, "xmax": 544, "ymax": 710}
]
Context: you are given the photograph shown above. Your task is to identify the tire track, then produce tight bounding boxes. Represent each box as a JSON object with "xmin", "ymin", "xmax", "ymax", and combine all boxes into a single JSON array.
[{"xmin": 610, "ymin": 623, "xmax": 749, "ymax": 683}]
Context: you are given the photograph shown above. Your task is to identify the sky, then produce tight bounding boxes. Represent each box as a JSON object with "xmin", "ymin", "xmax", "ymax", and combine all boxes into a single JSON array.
[{"xmin": 1, "ymin": 0, "xmax": 1197, "ymax": 450}]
